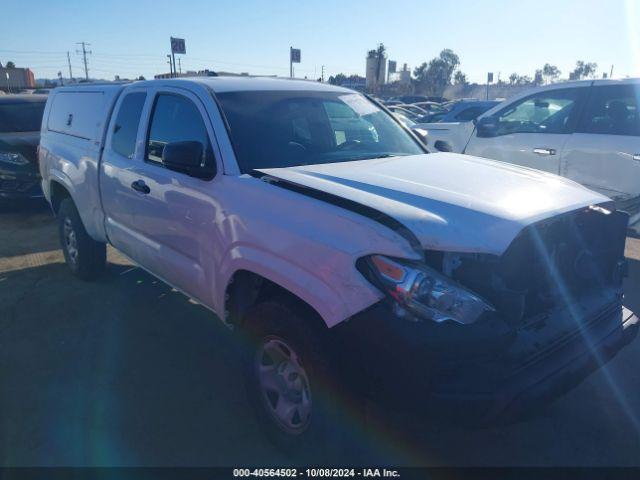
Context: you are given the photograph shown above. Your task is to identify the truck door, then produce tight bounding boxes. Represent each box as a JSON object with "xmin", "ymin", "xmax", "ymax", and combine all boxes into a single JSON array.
[
  {"xmin": 100, "ymin": 89, "xmax": 149, "ymax": 259},
  {"xmin": 464, "ymin": 87, "xmax": 588, "ymax": 175},
  {"xmin": 561, "ymin": 83, "xmax": 640, "ymax": 207},
  {"xmin": 117, "ymin": 87, "xmax": 222, "ymax": 305}
]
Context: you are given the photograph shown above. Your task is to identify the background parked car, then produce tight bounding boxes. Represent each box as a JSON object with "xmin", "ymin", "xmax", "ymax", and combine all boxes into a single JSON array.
[
  {"xmin": 392, "ymin": 111, "xmax": 416, "ymax": 128},
  {"xmin": 395, "ymin": 103, "xmax": 430, "ymax": 117},
  {"xmin": 0, "ymin": 95, "xmax": 47, "ymax": 202},
  {"xmin": 419, "ymin": 100, "xmax": 500, "ymax": 123},
  {"xmin": 387, "ymin": 105, "xmax": 422, "ymax": 121},
  {"xmin": 394, "ymin": 94, "xmax": 431, "ymax": 104},
  {"xmin": 412, "ymin": 101, "xmax": 446, "ymax": 113}
]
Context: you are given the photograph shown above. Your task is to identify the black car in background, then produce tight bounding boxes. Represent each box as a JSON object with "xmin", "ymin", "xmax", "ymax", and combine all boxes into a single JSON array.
[{"xmin": 0, "ymin": 95, "xmax": 47, "ymax": 202}]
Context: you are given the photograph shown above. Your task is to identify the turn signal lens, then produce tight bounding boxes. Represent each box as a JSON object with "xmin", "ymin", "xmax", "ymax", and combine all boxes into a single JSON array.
[{"xmin": 371, "ymin": 255, "xmax": 406, "ymax": 283}]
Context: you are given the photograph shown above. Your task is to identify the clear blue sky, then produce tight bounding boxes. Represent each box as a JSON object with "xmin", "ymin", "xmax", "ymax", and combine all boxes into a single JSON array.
[{"xmin": 1, "ymin": 0, "xmax": 638, "ymax": 83}]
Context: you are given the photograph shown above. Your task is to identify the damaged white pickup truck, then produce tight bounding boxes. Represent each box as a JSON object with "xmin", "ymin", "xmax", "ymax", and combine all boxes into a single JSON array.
[{"xmin": 39, "ymin": 77, "xmax": 638, "ymax": 452}]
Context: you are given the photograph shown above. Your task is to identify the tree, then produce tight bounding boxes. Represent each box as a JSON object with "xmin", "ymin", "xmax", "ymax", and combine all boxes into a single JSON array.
[
  {"xmin": 509, "ymin": 73, "xmax": 518, "ymax": 85},
  {"xmin": 517, "ymin": 75, "xmax": 532, "ymax": 85},
  {"xmin": 328, "ymin": 73, "xmax": 347, "ymax": 85},
  {"xmin": 413, "ymin": 49, "xmax": 460, "ymax": 95},
  {"xmin": 453, "ymin": 71, "xmax": 468, "ymax": 85},
  {"xmin": 569, "ymin": 61, "xmax": 597, "ymax": 80},
  {"xmin": 138, "ymin": 75, "xmax": 146, "ymax": 81},
  {"xmin": 542, "ymin": 63, "xmax": 561, "ymax": 84},
  {"xmin": 5, "ymin": 61, "xmax": 15, "ymax": 69}
]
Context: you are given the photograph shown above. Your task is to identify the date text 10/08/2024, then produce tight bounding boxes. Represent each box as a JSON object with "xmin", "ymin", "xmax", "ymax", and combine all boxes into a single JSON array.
[{"xmin": 232, "ymin": 468, "xmax": 401, "ymax": 478}]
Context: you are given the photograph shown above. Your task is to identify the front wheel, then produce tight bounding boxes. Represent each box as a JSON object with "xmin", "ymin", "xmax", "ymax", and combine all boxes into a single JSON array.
[
  {"xmin": 242, "ymin": 301, "xmax": 358, "ymax": 460},
  {"xmin": 58, "ymin": 198, "xmax": 106, "ymax": 281}
]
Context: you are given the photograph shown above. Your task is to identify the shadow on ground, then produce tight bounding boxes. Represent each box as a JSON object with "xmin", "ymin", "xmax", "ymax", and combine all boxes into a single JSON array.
[{"xmin": 0, "ymin": 260, "xmax": 286, "ymax": 466}]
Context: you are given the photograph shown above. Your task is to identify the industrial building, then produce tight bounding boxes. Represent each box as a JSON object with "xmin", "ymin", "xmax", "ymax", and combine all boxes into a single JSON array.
[{"xmin": 0, "ymin": 65, "xmax": 36, "ymax": 92}]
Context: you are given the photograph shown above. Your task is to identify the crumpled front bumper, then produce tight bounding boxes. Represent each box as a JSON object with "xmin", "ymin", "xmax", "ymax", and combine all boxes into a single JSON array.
[
  {"xmin": 333, "ymin": 297, "xmax": 638, "ymax": 424},
  {"xmin": 431, "ymin": 303, "xmax": 638, "ymax": 423}
]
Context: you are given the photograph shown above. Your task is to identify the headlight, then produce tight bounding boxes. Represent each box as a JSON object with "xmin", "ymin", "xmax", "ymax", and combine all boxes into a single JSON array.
[
  {"xmin": 0, "ymin": 152, "xmax": 30, "ymax": 166},
  {"xmin": 360, "ymin": 254, "xmax": 494, "ymax": 325}
]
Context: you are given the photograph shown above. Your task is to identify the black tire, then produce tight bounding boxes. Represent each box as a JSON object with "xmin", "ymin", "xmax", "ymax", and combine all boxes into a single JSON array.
[
  {"xmin": 241, "ymin": 300, "xmax": 359, "ymax": 462},
  {"xmin": 58, "ymin": 198, "xmax": 106, "ymax": 281}
]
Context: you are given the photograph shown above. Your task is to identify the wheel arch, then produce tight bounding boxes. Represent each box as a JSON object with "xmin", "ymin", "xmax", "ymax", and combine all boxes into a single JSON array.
[
  {"xmin": 49, "ymin": 178, "xmax": 73, "ymax": 215},
  {"xmin": 224, "ymin": 269, "xmax": 329, "ymax": 334}
]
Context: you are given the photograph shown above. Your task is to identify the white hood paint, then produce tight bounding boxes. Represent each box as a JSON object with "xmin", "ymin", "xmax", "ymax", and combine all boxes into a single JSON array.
[{"xmin": 258, "ymin": 153, "xmax": 610, "ymax": 256}]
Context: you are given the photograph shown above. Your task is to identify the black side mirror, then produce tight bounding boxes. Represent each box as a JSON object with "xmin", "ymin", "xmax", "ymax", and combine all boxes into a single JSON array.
[
  {"xmin": 433, "ymin": 140, "xmax": 453, "ymax": 152},
  {"xmin": 162, "ymin": 141, "xmax": 214, "ymax": 179},
  {"xmin": 476, "ymin": 116, "xmax": 499, "ymax": 138}
]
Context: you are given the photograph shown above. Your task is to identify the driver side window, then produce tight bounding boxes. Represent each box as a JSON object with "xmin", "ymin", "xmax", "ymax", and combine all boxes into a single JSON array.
[{"xmin": 495, "ymin": 89, "xmax": 583, "ymax": 135}]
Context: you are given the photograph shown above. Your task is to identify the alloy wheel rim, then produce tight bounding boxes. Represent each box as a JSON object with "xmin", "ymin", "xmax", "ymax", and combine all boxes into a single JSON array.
[
  {"xmin": 256, "ymin": 336, "xmax": 312, "ymax": 434},
  {"xmin": 63, "ymin": 217, "xmax": 78, "ymax": 265}
]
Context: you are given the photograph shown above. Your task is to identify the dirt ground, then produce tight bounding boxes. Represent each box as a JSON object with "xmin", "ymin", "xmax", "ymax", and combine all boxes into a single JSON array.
[{"xmin": 1, "ymin": 204, "xmax": 639, "ymax": 466}]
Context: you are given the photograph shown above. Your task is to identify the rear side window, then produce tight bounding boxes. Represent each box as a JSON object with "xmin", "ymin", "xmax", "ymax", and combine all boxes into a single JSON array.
[
  {"xmin": 577, "ymin": 85, "xmax": 640, "ymax": 136},
  {"xmin": 111, "ymin": 92, "xmax": 146, "ymax": 158},
  {"xmin": 47, "ymin": 91, "xmax": 105, "ymax": 140},
  {"xmin": 146, "ymin": 93, "xmax": 212, "ymax": 167},
  {"xmin": 0, "ymin": 102, "xmax": 46, "ymax": 132}
]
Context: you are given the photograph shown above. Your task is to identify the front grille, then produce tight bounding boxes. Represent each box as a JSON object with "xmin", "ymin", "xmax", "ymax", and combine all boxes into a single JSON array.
[{"xmin": 451, "ymin": 207, "xmax": 629, "ymax": 323}]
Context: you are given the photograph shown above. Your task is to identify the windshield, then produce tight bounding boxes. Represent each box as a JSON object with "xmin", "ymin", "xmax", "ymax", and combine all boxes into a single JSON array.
[
  {"xmin": 0, "ymin": 102, "xmax": 46, "ymax": 133},
  {"xmin": 216, "ymin": 90, "xmax": 424, "ymax": 173}
]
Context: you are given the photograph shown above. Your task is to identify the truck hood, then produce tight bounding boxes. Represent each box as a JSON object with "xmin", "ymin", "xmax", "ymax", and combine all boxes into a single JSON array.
[{"xmin": 257, "ymin": 153, "xmax": 610, "ymax": 256}]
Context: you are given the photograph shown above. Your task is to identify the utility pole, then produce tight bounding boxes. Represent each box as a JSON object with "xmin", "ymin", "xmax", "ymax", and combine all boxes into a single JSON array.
[
  {"xmin": 172, "ymin": 50, "xmax": 177, "ymax": 78},
  {"xmin": 167, "ymin": 55, "xmax": 173, "ymax": 77},
  {"xmin": 178, "ymin": 57, "xmax": 182, "ymax": 75},
  {"xmin": 75, "ymin": 42, "xmax": 92, "ymax": 80},
  {"xmin": 290, "ymin": 47, "xmax": 293, "ymax": 78},
  {"xmin": 67, "ymin": 51, "xmax": 73, "ymax": 81},
  {"xmin": 321, "ymin": 65, "xmax": 325, "ymax": 82},
  {"xmin": 610, "ymin": 64, "xmax": 614, "ymax": 79}
]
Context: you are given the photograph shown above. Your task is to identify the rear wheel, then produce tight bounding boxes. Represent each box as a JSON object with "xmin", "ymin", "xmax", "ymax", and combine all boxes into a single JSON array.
[{"xmin": 58, "ymin": 198, "xmax": 106, "ymax": 281}]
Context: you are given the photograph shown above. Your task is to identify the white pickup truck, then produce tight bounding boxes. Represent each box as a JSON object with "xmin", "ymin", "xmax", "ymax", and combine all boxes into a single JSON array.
[
  {"xmin": 417, "ymin": 79, "xmax": 640, "ymax": 235},
  {"xmin": 39, "ymin": 77, "xmax": 637, "ymax": 453}
]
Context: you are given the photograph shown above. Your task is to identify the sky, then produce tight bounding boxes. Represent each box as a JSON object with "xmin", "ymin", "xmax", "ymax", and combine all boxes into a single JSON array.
[{"xmin": 1, "ymin": 0, "xmax": 639, "ymax": 83}]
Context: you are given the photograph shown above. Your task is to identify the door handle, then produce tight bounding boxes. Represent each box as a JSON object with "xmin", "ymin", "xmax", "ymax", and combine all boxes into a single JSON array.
[
  {"xmin": 131, "ymin": 179, "xmax": 150, "ymax": 194},
  {"xmin": 533, "ymin": 148, "xmax": 556, "ymax": 156}
]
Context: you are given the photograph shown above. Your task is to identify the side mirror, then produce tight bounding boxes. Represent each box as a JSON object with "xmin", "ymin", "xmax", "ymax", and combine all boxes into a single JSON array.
[
  {"xmin": 162, "ymin": 141, "xmax": 214, "ymax": 179},
  {"xmin": 433, "ymin": 140, "xmax": 453, "ymax": 152},
  {"xmin": 476, "ymin": 116, "xmax": 499, "ymax": 138},
  {"xmin": 162, "ymin": 140, "xmax": 203, "ymax": 168}
]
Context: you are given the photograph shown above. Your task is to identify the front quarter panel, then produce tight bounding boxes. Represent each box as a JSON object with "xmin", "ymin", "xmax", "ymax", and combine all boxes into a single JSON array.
[{"xmin": 213, "ymin": 175, "xmax": 420, "ymax": 328}]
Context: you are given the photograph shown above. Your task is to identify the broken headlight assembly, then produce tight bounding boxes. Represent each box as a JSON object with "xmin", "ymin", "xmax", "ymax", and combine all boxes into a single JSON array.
[{"xmin": 359, "ymin": 254, "xmax": 494, "ymax": 325}]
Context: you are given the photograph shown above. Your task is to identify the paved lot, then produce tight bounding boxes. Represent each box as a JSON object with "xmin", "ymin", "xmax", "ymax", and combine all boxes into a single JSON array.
[{"xmin": 1, "ymin": 204, "xmax": 639, "ymax": 466}]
